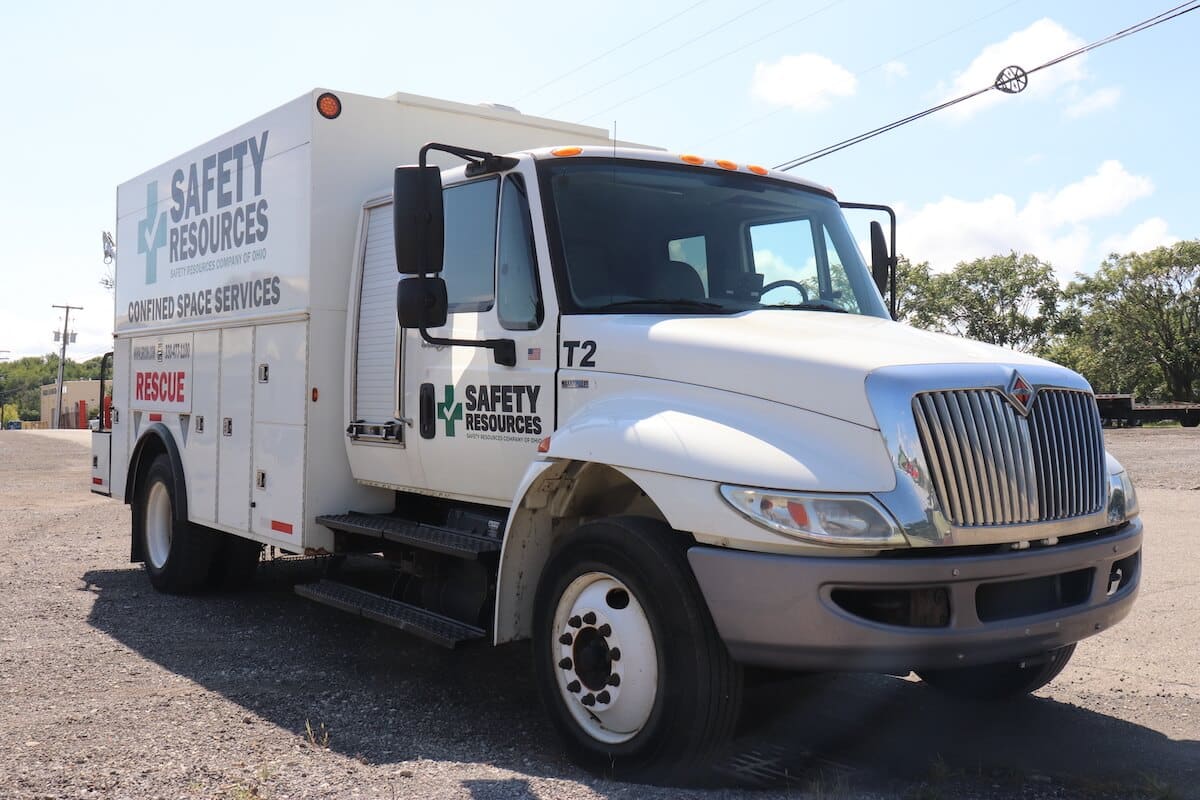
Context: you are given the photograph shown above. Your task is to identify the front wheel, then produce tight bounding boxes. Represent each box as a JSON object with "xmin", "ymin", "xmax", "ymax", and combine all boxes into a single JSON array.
[
  {"xmin": 136, "ymin": 454, "xmax": 216, "ymax": 594},
  {"xmin": 532, "ymin": 517, "xmax": 742, "ymax": 781},
  {"xmin": 917, "ymin": 644, "xmax": 1076, "ymax": 701}
]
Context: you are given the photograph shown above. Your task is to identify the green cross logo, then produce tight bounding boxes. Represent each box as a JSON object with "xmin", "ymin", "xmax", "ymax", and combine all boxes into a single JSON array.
[
  {"xmin": 137, "ymin": 181, "xmax": 168, "ymax": 284},
  {"xmin": 437, "ymin": 384, "xmax": 463, "ymax": 437}
]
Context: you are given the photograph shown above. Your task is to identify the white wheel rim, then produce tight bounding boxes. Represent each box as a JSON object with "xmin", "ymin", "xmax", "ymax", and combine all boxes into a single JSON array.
[
  {"xmin": 551, "ymin": 571, "xmax": 658, "ymax": 745},
  {"xmin": 145, "ymin": 482, "xmax": 172, "ymax": 570}
]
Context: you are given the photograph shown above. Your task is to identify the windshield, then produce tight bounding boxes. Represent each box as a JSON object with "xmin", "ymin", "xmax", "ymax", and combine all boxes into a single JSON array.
[{"xmin": 539, "ymin": 158, "xmax": 888, "ymax": 318}]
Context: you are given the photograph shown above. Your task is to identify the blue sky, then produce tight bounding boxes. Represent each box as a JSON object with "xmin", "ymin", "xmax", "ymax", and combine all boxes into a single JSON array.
[{"xmin": 1, "ymin": 0, "xmax": 1196, "ymax": 359}]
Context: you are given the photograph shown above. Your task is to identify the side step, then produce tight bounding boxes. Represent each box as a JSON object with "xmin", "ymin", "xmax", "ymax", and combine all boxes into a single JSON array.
[
  {"xmin": 316, "ymin": 513, "xmax": 501, "ymax": 559},
  {"xmin": 295, "ymin": 579, "xmax": 486, "ymax": 648}
]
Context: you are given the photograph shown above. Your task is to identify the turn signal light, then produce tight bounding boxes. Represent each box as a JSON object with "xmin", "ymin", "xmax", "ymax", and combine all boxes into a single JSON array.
[
  {"xmin": 537, "ymin": 437, "xmax": 551, "ymax": 453},
  {"xmin": 316, "ymin": 92, "xmax": 342, "ymax": 119}
]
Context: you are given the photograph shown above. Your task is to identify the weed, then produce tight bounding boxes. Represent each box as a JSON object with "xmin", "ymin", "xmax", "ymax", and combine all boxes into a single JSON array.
[
  {"xmin": 804, "ymin": 770, "xmax": 852, "ymax": 800},
  {"xmin": 305, "ymin": 718, "xmax": 331, "ymax": 749},
  {"xmin": 1141, "ymin": 772, "xmax": 1181, "ymax": 800}
]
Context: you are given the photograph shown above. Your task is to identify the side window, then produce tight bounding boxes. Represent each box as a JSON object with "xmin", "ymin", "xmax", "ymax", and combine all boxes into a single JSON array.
[
  {"xmin": 497, "ymin": 175, "xmax": 543, "ymax": 330},
  {"xmin": 667, "ymin": 235, "xmax": 708, "ymax": 293},
  {"xmin": 749, "ymin": 219, "xmax": 820, "ymax": 304},
  {"xmin": 443, "ymin": 178, "xmax": 499, "ymax": 312}
]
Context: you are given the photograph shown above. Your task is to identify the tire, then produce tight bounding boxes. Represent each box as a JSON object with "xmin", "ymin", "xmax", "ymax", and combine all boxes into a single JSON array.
[
  {"xmin": 532, "ymin": 517, "xmax": 742, "ymax": 782},
  {"xmin": 207, "ymin": 533, "xmax": 263, "ymax": 589},
  {"xmin": 136, "ymin": 454, "xmax": 217, "ymax": 594},
  {"xmin": 917, "ymin": 643, "xmax": 1076, "ymax": 701}
]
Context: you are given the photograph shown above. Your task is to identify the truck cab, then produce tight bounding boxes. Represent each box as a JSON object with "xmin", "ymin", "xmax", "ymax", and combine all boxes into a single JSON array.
[{"xmin": 99, "ymin": 90, "xmax": 1141, "ymax": 781}]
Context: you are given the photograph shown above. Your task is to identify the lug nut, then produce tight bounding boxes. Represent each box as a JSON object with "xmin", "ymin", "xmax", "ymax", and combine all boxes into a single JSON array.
[
  {"xmin": 607, "ymin": 674, "xmax": 620, "ymax": 686},
  {"xmin": 567, "ymin": 680, "xmax": 581, "ymax": 693},
  {"xmin": 581, "ymin": 693, "xmax": 596, "ymax": 707},
  {"xmin": 558, "ymin": 657, "xmax": 573, "ymax": 670},
  {"xmin": 609, "ymin": 648, "xmax": 621, "ymax": 662},
  {"xmin": 568, "ymin": 615, "xmax": 582, "ymax": 628},
  {"xmin": 559, "ymin": 633, "xmax": 573, "ymax": 645},
  {"xmin": 597, "ymin": 624, "xmax": 611, "ymax": 637},
  {"xmin": 596, "ymin": 691, "xmax": 611, "ymax": 704},
  {"xmin": 582, "ymin": 612, "xmax": 597, "ymax": 625}
]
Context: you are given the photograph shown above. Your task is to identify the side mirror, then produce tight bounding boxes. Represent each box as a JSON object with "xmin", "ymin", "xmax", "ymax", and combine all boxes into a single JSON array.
[
  {"xmin": 393, "ymin": 166, "xmax": 444, "ymax": 275},
  {"xmin": 869, "ymin": 220, "xmax": 889, "ymax": 297},
  {"xmin": 397, "ymin": 277, "xmax": 448, "ymax": 329}
]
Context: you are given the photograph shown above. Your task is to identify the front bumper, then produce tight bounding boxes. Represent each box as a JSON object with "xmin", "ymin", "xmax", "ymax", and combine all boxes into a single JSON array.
[{"xmin": 688, "ymin": 518, "xmax": 1142, "ymax": 672}]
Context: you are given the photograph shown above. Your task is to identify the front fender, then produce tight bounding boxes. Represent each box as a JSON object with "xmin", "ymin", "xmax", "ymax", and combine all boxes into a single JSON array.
[{"xmin": 547, "ymin": 379, "xmax": 895, "ymax": 492}]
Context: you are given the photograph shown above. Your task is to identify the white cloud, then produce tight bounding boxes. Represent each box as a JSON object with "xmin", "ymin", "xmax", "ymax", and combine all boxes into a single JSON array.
[
  {"xmin": 751, "ymin": 54, "xmax": 856, "ymax": 111},
  {"xmin": 1064, "ymin": 86, "xmax": 1121, "ymax": 118},
  {"xmin": 944, "ymin": 18, "xmax": 1086, "ymax": 119},
  {"xmin": 1025, "ymin": 160, "xmax": 1152, "ymax": 226},
  {"xmin": 1101, "ymin": 218, "xmax": 1179, "ymax": 255},
  {"xmin": 883, "ymin": 60, "xmax": 908, "ymax": 80},
  {"xmin": 899, "ymin": 160, "xmax": 1155, "ymax": 281}
]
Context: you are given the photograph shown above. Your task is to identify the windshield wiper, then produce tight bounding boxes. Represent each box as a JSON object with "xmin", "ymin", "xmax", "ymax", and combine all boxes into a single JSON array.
[
  {"xmin": 767, "ymin": 300, "xmax": 848, "ymax": 313},
  {"xmin": 588, "ymin": 298, "xmax": 728, "ymax": 312}
]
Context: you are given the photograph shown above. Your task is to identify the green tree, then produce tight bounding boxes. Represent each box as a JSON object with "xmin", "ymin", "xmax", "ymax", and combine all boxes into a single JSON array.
[
  {"xmin": 892, "ymin": 252, "xmax": 1062, "ymax": 353},
  {"xmin": 0, "ymin": 354, "xmax": 104, "ymax": 421},
  {"xmin": 935, "ymin": 253, "xmax": 1062, "ymax": 352},
  {"xmin": 892, "ymin": 257, "xmax": 945, "ymax": 330},
  {"xmin": 1061, "ymin": 240, "xmax": 1200, "ymax": 401}
]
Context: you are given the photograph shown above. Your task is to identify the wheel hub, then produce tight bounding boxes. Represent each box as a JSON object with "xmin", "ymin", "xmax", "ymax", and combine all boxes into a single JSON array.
[{"xmin": 552, "ymin": 572, "xmax": 657, "ymax": 744}]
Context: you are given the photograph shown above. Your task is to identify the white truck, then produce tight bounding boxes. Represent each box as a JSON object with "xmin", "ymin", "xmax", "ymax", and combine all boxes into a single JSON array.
[{"xmin": 93, "ymin": 88, "xmax": 1142, "ymax": 779}]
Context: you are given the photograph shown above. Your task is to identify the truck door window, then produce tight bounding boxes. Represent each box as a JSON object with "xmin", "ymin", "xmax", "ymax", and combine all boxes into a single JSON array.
[
  {"xmin": 667, "ymin": 235, "xmax": 709, "ymax": 293},
  {"xmin": 749, "ymin": 219, "xmax": 820, "ymax": 304},
  {"xmin": 497, "ymin": 175, "xmax": 543, "ymax": 330},
  {"xmin": 823, "ymin": 227, "xmax": 861, "ymax": 313},
  {"xmin": 443, "ymin": 177, "xmax": 499, "ymax": 312}
]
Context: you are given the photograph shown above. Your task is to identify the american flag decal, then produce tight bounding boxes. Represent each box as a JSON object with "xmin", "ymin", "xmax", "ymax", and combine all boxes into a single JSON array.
[{"xmin": 527, "ymin": 347, "xmax": 541, "ymax": 360}]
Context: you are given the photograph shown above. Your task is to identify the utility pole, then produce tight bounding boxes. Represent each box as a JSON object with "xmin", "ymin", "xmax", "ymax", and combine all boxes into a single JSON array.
[
  {"xmin": 0, "ymin": 350, "xmax": 8, "ymax": 430},
  {"xmin": 52, "ymin": 305, "xmax": 83, "ymax": 429}
]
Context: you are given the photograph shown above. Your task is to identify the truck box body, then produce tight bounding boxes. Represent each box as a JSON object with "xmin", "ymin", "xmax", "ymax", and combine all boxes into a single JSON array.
[{"xmin": 106, "ymin": 89, "xmax": 615, "ymax": 552}]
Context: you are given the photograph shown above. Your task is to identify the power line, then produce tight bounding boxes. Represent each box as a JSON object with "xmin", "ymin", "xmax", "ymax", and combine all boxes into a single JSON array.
[
  {"xmin": 774, "ymin": 0, "xmax": 1200, "ymax": 171},
  {"xmin": 541, "ymin": 0, "xmax": 776, "ymax": 115},
  {"xmin": 515, "ymin": 0, "xmax": 710, "ymax": 104},
  {"xmin": 577, "ymin": 0, "xmax": 846, "ymax": 125}
]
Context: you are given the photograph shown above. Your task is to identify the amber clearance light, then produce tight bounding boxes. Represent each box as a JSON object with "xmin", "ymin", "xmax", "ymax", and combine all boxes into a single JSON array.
[{"xmin": 316, "ymin": 92, "xmax": 342, "ymax": 120}]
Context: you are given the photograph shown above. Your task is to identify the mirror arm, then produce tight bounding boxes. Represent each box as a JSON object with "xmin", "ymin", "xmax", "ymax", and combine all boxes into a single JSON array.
[{"xmin": 840, "ymin": 201, "xmax": 898, "ymax": 319}]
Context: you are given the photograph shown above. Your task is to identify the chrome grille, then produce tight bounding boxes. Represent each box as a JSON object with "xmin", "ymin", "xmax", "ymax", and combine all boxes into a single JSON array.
[{"xmin": 912, "ymin": 389, "xmax": 1105, "ymax": 527}]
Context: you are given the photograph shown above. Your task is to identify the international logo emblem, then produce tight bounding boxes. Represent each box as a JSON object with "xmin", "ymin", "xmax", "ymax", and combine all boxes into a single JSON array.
[{"xmin": 1005, "ymin": 371, "xmax": 1036, "ymax": 416}]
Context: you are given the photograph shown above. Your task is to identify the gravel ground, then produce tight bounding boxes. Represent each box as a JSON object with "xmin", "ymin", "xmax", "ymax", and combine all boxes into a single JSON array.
[{"xmin": 0, "ymin": 428, "xmax": 1197, "ymax": 800}]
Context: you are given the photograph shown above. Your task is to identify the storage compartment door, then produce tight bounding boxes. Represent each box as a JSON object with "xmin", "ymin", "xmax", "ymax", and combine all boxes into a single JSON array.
[
  {"xmin": 90, "ymin": 432, "xmax": 111, "ymax": 496},
  {"xmin": 184, "ymin": 330, "xmax": 220, "ymax": 524},
  {"xmin": 218, "ymin": 327, "xmax": 254, "ymax": 531},
  {"xmin": 251, "ymin": 423, "xmax": 305, "ymax": 546}
]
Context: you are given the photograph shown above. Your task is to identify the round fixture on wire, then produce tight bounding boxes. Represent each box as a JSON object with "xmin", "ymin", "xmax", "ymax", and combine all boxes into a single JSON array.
[{"xmin": 994, "ymin": 65, "xmax": 1028, "ymax": 94}]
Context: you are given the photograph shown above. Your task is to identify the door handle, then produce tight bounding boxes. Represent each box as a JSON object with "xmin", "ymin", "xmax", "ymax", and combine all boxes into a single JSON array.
[{"xmin": 420, "ymin": 383, "xmax": 436, "ymax": 440}]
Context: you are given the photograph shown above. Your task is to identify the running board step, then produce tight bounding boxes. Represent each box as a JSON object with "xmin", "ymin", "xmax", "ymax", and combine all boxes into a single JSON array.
[
  {"xmin": 316, "ymin": 513, "xmax": 501, "ymax": 559},
  {"xmin": 294, "ymin": 579, "xmax": 486, "ymax": 648}
]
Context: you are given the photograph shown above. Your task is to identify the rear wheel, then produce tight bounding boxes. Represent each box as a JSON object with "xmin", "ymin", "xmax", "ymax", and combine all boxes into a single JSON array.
[
  {"xmin": 136, "ymin": 454, "xmax": 217, "ymax": 594},
  {"xmin": 532, "ymin": 517, "xmax": 742, "ymax": 782},
  {"xmin": 917, "ymin": 644, "xmax": 1076, "ymax": 700}
]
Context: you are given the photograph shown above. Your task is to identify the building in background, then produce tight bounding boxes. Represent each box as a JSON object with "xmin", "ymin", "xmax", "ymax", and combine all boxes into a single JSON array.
[{"xmin": 40, "ymin": 380, "xmax": 101, "ymax": 428}]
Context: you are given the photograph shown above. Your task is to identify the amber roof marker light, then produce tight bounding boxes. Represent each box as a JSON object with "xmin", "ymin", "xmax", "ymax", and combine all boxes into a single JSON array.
[{"xmin": 316, "ymin": 92, "xmax": 342, "ymax": 120}]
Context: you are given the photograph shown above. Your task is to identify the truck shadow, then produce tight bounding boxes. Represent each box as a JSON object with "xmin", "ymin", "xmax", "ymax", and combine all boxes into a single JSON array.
[{"xmin": 81, "ymin": 565, "xmax": 1199, "ymax": 796}]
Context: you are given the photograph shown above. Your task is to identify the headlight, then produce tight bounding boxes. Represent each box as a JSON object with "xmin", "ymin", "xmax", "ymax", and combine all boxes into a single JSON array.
[
  {"xmin": 719, "ymin": 485, "xmax": 906, "ymax": 547},
  {"xmin": 1106, "ymin": 452, "xmax": 1139, "ymax": 523}
]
